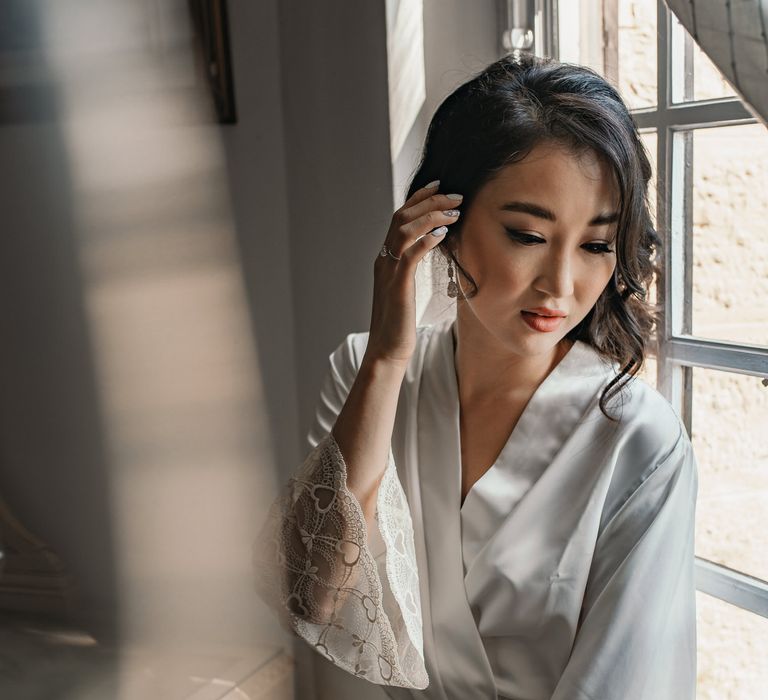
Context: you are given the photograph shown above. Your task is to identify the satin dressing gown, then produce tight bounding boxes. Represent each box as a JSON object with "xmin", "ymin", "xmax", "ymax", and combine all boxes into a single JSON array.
[{"xmin": 254, "ymin": 316, "xmax": 698, "ymax": 700}]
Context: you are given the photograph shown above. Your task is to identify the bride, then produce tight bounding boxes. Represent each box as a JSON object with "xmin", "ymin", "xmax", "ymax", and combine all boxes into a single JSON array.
[{"xmin": 254, "ymin": 52, "xmax": 698, "ymax": 700}]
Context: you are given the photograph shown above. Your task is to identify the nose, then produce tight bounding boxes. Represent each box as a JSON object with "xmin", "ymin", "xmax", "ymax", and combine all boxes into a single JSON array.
[{"xmin": 532, "ymin": 248, "xmax": 574, "ymax": 299}]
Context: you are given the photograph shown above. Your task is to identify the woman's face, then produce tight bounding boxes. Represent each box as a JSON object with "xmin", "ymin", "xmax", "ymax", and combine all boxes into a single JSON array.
[{"xmin": 453, "ymin": 141, "xmax": 619, "ymax": 355}]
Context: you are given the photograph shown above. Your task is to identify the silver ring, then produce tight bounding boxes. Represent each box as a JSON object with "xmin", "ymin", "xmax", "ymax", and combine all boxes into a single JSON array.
[{"xmin": 379, "ymin": 244, "xmax": 401, "ymax": 261}]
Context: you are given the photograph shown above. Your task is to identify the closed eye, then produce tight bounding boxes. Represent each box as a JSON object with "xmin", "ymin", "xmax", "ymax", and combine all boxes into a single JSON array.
[
  {"xmin": 505, "ymin": 230, "xmax": 544, "ymax": 245},
  {"xmin": 583, "ymin": 242, "xmax": 615, "ymax": 255},
  {"xmin": 504, "ymin": 229, "xmax": 615, "ymax": 256}
]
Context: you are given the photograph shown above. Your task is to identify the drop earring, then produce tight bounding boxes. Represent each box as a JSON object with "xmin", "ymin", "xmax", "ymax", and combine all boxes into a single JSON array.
[{"xmin": 447, "ymin": 258, "xmax": 459, "ymax": 298}]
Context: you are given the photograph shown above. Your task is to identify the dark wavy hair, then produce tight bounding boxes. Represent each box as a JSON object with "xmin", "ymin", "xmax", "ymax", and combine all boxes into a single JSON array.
[{"xmin": 406, "ymin": 52, "xmax": 661, "ymax": 422}]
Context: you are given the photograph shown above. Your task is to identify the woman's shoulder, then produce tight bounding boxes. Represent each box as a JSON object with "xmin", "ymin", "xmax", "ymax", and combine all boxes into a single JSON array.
[
  {"xmin": 558, "ymin": 343, "xmax": 689, "ymax": 464},
  {"xmin": 613, "ymin": 374, "xmax": 687, "ymax": 445},
  {"xmin": 599, "ymin": 373, "xmax": 693, "ymax": 497},
  {"xmin": 596, "ymin": 374, "xmax": 697, "ymax": 535}
]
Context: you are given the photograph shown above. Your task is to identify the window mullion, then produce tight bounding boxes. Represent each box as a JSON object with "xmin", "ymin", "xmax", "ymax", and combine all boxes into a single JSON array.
[
  {"xmin": 664, "ymin": 337, "xmax": 768, "ymax": 377},
  {"xmin": 695, "ymin": 558, "xmax": 768, "ymax": 618},
  {"xmin": 632, "ymin": 100, "xmax": 756, "ymax": 131}
]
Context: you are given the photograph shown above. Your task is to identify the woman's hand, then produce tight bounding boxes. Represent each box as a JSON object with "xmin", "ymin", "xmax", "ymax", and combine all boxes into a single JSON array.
[{"xmin": 364, "ymin": 180, "xmax": 463, "ymax": 366}]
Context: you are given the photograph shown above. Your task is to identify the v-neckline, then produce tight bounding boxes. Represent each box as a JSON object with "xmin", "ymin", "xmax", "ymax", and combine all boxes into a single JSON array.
[
  {"xmin": 409, "ymin": 316, "xmax": 619, "ymax": 696},
  {"xmin": 445, "ymin": 318, "xmax": 580, "ymax": 514}
]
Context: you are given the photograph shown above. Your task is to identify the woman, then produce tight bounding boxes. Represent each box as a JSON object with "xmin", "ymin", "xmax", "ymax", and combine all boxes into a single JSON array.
[{"xmin": 254, "ymin": 52, "xmax": 698, "ymax": 700}]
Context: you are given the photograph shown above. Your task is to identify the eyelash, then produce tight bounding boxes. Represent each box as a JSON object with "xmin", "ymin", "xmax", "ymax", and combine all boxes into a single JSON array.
[{"xmin": 505, "ymin": 229, "xmax": 615, "ymax": 256}]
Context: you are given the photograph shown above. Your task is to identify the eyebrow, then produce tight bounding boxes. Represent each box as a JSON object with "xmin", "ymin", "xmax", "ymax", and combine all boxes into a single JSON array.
[{"xmin": 499, "ymin": 201, "xmax": 620, "ymax": 226}]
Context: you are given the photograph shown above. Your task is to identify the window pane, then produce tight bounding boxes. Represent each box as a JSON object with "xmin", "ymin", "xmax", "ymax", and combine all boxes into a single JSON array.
[
  {"xmin": 558, "ymin": 0, "xmax": 606, "ymax": 77},
  {"xmin": 557, "ymin": 0, "xmax": 657, "ymax": 109},
  {"xmin": 671, "ymin": 14, "xmax": 737, "ymax": 103},
  {"xmin": 617, "ymin": 0, "xmax": 657, "ymax": 110},
  {"xmin": 691, "ymin": 35, "xmax": 737, "ymax": 102},
  {"xmin": 637, "ymin": 129, "xmax": 659, "ymax": 351},
  {"xmin": 691, "ymin": 367, "xmax": 768, "ymax": 582},
  {"xmin": 639, "ymin": 129, "xmax": 657, "ymax": 225},
  {"xmin": 696, "ymin": 591, "xmax": 768, "ymax": 698},
  {"xmin": 690, "ymin": 124, "xmax": 768, "ymax": 347}
]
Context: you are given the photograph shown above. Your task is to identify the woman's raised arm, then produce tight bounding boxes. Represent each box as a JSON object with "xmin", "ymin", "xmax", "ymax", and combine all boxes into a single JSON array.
[{"xmin": 252, "ymin": 180, "xmax": 463, "ymax": 689}]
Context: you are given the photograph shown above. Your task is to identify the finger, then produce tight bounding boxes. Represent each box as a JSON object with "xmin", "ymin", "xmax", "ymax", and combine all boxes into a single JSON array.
[
  {"xmin": 399, "ymin": 225, "xmax": 448, "ymax": 269},
  {"xmin": 399, "ymin": 204, "xmax": 461, "ymax": 240},
  {"xmin": 400, "ymin": 179, "xmax": 441, "ymax": 210},
  {"xmin": 400, "ymin": 192, "xmax": 463, "ymax": 226}
]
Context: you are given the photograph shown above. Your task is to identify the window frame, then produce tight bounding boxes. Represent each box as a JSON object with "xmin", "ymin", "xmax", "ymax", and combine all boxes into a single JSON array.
[{"xmin": 544, "ymin": 0, "xmax": 768, "ymax": 618}]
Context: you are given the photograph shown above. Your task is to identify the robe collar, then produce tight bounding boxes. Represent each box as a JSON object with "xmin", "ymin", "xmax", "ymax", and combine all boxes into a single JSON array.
[{"xmin": 412, "ymin": 316, "xmax": 617, "ymax": 698}]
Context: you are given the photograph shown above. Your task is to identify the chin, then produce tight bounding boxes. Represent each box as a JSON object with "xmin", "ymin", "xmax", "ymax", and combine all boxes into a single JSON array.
[
  {"xmin": 521, "ymin": 336, "xmax": 563, "ymax": 355},
  {"xmin": 500, "ymin": 327, "xmax": 559, "ymax": 355},
  {"xmin": 513, "ymin": 318, "xmax": 572, "ymax": 349}
]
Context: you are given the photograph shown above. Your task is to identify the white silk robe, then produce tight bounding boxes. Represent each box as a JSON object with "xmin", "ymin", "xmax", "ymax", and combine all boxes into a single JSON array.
[{"xmin": 254, "ymin": 317, "xmax": 698, "ymax": 700}]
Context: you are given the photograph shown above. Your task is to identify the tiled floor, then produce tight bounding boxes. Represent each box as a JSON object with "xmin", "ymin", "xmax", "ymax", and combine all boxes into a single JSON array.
[{"xmin": 0, "ymin": 611, "xmax": 293, "ymax": 700}]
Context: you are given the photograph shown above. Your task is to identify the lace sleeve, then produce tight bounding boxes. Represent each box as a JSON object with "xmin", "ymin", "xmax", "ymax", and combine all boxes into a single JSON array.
[{"xmin": 252, "ymin": 429, "xmax": 428, "ymax": 690}]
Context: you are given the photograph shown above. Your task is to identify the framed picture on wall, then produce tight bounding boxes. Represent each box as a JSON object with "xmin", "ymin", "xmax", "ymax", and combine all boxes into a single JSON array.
[
  {"xmin": 188, "ymin": 0, "xmax": 237, "ymax": 124},
  {"xmin": 0, "ymin": 0, "xmax": 238, "ymax": 125}
]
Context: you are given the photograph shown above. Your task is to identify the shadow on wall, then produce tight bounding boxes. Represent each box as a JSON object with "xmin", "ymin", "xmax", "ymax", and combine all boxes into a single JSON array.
[
  {"xmin": 0, "ymin": 0, "xmax": 294, "ymax": 697},
  {"xmin": 0, "ymin": 0, "xmax": 119, "ymax": 638}
]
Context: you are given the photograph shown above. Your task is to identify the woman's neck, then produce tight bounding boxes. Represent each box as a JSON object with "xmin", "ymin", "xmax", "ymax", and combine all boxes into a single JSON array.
[{"xmin": 452, "ymin": 309, "xmax": 572, "ymax": 406}]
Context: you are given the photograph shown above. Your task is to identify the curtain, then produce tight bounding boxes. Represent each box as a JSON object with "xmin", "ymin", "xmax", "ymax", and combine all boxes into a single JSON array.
[{"xmin": 664, "ymin": 0, "xmax": 768, "ymax": 126}]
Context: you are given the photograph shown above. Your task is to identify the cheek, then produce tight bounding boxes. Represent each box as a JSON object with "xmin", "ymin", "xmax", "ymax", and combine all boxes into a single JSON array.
[
  {"xmin": 462, "ymin": 240, "xmax": 522, "ymax": 289},
  {"xmin": 481, "ymin": 262, "xmax": 528, "ymax": 299},
  {"xmin": 580, "ymin": 259, "xmax": 616, "ymax": 300}
]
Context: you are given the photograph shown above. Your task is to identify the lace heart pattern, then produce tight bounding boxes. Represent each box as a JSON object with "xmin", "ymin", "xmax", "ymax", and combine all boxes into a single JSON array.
[{"xmin": 252, "ymin": 431, "xmax": 429, "ymax": 689}]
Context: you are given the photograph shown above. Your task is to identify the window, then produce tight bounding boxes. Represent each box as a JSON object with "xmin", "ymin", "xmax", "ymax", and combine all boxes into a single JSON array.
[{"xmin": 555, "ymin": 0, "xmax": 768, "ymax": 695}]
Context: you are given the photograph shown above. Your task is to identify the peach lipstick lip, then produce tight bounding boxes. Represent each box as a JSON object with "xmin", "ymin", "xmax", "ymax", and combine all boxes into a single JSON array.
[
  {"xmin": 523, "ymin": 306, "xmax": 567, "ymax": 317},
  {"xmin": 521, "ymin": 310, "xmax": 564, "ymax": 332}
]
